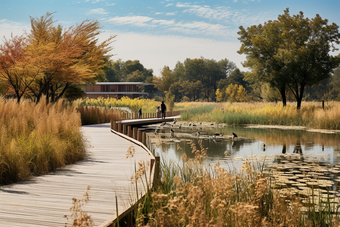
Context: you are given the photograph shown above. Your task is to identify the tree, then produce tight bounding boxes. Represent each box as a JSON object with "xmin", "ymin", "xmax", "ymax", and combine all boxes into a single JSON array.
[
  {"xmin": 165, "ymin": 91, "xmax": 175, "ymax": 111},
  {"xmin": 261, "ymin": 83, "xmax": 281, "ymax": 102},
  {"xmin": 236, "ymin": 85, "xmax": 247, "ymax": 102},
  {"xmin": 228, "ymin": 69, "xmax": 249, "ymax": 91},
  {"xmin": 62, "ymin": 84, "xmax": 87, "ymax": 102},
  {"xmin": 153, "ymin": 66, "xmax": 174, "ymax": 98},
  {"xmin": 30, "ymin": 13, "xmax": 115, "ymax": 103},
  {"xmin": 105, "ymin": 60, "xmax": 123, "ymax": 82},
  {"xmin": 238, "ymin": 8, "xmax": 340, "ymax": 109},
  {"xmin": 0, "ymin": 12, "xmax": 115, "ymax": 103},
  {"xmin": 225, "ymin": 84, "xmax": 238, "ymax": 102},
  {"xmin": 215, "ymin": 89, "xmax": 223, "ymax": 102},
  {"xmin": 0, "ymin": 35, "xmax": 41, "ymax": 102}
]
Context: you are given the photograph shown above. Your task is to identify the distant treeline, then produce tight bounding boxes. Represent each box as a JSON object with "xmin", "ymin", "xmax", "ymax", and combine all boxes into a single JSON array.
[{"xmin": 103, "ymin": 58, "xmax": 340, "ymax": 103}]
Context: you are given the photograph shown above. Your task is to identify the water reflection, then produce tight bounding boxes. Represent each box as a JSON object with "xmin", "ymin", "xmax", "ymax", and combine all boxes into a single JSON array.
[
  {"xmin": 150, "ymin": 125, "xmax": 340, "ymax": 165},
  {"xmin": 148, "ymin": 124, "xmax": 340, "ymax": 206}
]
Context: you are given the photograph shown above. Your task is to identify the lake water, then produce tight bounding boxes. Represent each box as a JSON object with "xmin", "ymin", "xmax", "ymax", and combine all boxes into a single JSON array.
[{"xmin": 150, "ymin": 124, "xmax": 340, "ymax": 168}]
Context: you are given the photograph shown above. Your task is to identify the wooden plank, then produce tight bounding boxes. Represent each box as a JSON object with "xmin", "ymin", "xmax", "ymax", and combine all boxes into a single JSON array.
[{"xmin": 0, "ymin": 123, "xmax": 154, "ymax": 227}]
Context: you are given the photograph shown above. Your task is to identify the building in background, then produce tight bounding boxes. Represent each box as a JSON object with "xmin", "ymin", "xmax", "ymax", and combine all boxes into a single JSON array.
[{"xmin": 84, "ymin": 82, "xmax": 150, "ymax": 99}]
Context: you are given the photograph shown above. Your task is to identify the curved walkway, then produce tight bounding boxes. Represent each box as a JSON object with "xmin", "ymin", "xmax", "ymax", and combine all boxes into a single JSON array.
[{"xmin": 0, "ymin": 123, "xmax": 154, "ymax": 226}]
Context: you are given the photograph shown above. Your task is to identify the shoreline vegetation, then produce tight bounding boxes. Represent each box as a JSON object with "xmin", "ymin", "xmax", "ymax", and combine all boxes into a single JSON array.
[
  {"xmin": 132, "ymin": 143, "xmax": 340, "ymax": 227},
  {"xmin": 179, "ymin": 101, "xmax": 340, "ymax": 130}
]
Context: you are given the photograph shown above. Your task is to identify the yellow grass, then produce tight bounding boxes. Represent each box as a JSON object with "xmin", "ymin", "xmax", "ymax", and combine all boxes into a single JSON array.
[
  {"xmin": 74, "ymin": 97, "xmax": 159, "ymax": 113},
  {"xmin": 76, "ymin": 105, "xmax": 121, "ymax": 125},
  {"xmin": 179, "ymin": 101, "xmax": 340, "ymax": 129},
  {"xmin": 174, "ymin": 101, "xmax": 216, "ymax": 111},
  {"xmin": 0, "ymin": 98, "xmax": 85, "ymax": 185},
  {"xmin": 136, "ymin": 144, "xmax": 340, "ymax": 227}
]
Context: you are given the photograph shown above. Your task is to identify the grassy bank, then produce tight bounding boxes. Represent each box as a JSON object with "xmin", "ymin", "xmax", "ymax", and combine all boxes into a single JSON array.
[
  {"xmin": 133, "ymin": 143, "xmax": 340, "ymax": 227},
  {"xmin": 0, "ymin": 99, "xmax": 86, "ymax": 185},
  {"xmin": 180, "ymin": 102, "xmax": 340, "ymax": 130}
]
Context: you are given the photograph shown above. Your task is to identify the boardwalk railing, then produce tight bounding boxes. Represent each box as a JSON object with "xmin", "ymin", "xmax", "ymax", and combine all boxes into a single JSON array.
[
  {"xmin": 104, "ymin": 119, "xmax": 165, "ymax": 227},
  {"xmin": 120, "ymin": 110, "xmax": 181, "ymax": 120}
]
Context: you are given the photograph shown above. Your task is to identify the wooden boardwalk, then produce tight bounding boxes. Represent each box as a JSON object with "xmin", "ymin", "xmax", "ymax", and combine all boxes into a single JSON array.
[{"xmin": 0, "ymin": 123, "xmax": 155, "ymax": 226}]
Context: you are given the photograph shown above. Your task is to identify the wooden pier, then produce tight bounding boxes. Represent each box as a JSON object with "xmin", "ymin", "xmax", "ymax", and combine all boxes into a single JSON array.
[{"xmin": 0, "ymin": 123, "xmax": 156, "ymax": 226}]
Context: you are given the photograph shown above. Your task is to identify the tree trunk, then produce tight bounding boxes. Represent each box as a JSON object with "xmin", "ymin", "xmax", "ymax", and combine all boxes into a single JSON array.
[
  {"xmin": 296, "ymin": 85, "xmax": 305, "ymax": 110},
  {"xmin": 16, "ymin": 90, "xmax": 21, "ymax": 103},
  {"xmin": 54, "ymin": 82, "xmax": 72, "ymax": 103},
  {"xmin": 279, "ymin": 86, "xmax": 286, "ymax": 107}
]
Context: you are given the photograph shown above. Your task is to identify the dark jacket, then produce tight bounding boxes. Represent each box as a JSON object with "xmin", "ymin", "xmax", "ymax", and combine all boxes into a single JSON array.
[{"xmin": 161, "ymin": 103, "xmax": 166, "ymax": 112}]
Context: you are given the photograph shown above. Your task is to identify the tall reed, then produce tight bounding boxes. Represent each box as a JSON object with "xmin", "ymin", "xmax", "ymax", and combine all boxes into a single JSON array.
[
  {"xmin": 0, "ymin": 98, "xmax": 86, "ymax": 185},
  {"xmin": 135, "ymin": 142, "xmax": 340, "ymax": 226},
  {"xmin": 76, "ymin": 105, "xmax": 121, "ymax": 125}
]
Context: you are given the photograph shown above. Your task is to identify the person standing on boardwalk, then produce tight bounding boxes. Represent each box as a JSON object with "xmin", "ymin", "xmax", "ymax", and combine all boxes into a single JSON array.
[
  {"xmin": 138, "ymin": 108, "xmax": 142, "ymax": 118},
  {"xmin": 156, "ymin": 106, "xmax": 161, "ymax": 118},
  {"xmin": 161, "ymin": 101, "xmax": 166, "ymax": 119}
]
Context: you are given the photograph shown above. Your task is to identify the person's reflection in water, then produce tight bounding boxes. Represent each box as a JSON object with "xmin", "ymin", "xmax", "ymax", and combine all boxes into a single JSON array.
[
  {"xmin": 293, "ymin": 143, "xmax": 302, "ymax": 154},
  {"xmin": 282, "ymin": 144, "xmax": 287, "ymax": 154},
  {"xmin": 293, "ymin": 142, "xmax": 304, "ymax": 161}
]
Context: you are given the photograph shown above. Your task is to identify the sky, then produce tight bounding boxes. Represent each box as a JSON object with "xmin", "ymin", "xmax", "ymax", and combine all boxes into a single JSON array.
[{"xmin": 1, "ymin": 0, "xmax": 340, "ymax": 76}]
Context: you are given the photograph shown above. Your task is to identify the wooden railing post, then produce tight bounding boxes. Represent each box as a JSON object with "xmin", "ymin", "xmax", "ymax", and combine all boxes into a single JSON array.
[
  {"xmin": 128, "ymin": 126, "xmax": 132, "ymax": 137},
  {"xmin": 117, "ymin": 122, "xmax": 121, "ymax": 133},
  {"xmin": 138, "ymin": 129, "xmax": 142, "ymax": 142},
  {"xmin": 142, "ymin": 132, "xmax": 146, "ymax": 145},
  {"xmin": 133, "ymin": 127, "xmax": 137, "ymax": 140},
  {"xmin": 123, "ymin": 124, "xmax": 127, "ymax": 135},
  {"xmin": 113, "ymin": 121, "xmax": 117, "ymax": 131},
  {"xmin": 153, "ymin": 156, "xmax": 160, "ymax": 189}
]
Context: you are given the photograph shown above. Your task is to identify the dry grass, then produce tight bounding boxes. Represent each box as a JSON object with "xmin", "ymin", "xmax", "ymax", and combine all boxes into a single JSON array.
[
  {"xmin": 65, "ymin": 186, "xmax": 94, "ymax": 227},
  {"xmin": 0, "ymin": 98, "xmax": 86, "ymax": 185},
  {"xmin": 180, "ymin": 101, "xmax": 340, "ymax": 130},
  {"xmin": 76, "ymin": 105, "xmax": 121, "ymax": 125},
  {"xmin": 135, "ymin": 142, "xmax": 340, "ymax": 227},
  {"xmin": 174, "ymin": 101, "xmax": 216, "ymax": 111}
]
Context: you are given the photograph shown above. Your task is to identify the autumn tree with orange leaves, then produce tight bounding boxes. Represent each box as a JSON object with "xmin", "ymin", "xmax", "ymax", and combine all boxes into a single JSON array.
[
  {"xmin": 0, "ymin": 35, "xmax": 41, "ymax": 102},
  {"xmin": 0, "ymin": 13, "xmax": 115, "ymax": 103}
]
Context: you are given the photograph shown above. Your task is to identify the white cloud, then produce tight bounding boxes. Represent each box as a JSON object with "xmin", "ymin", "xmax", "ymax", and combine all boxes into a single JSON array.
[
  {"xmin": 106, "ymin": 3, "xmax": 115, "ymax": 6},
  {"xmin": 166, "ymin": 12, "xmax": 176, "ymax": 16},
  {"xmin": 155, "ymin": 12, "xmax": 163, "ymax": 15},
  {"xmin": 176, "ymin": 2, "xmax": 273, "ymax": 26},
  {"xmin": 177, "ymin": 3, "xmax": 233, "ymax": 21},
  {"xmin": 99, "ymin": 31, "xmax": 246, "ymax": 76},
  {"xmin": 165, "ymin": 3, "xmax": 173, "ymax": 7},
  {"xmin": 0, "ymin": 19, "xmax": 30, "ymax": 39},
  {"xmin": 106, "ymin": 15, "xmax": 235, "ymax": 38},
  {"xmin": 86, "ymin": 8, "xmax": 108, "ymax": 15},
  {"xmin": 176, "ymin": 3, "xmax": 190, "ymax": 8},
  {"xmin": 152, "ymin": 19, "xmax": 176, "ymax": 26},
  {"xmin": 107, "ymin": 16, "xmax": 153, "ymax": 27}
]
